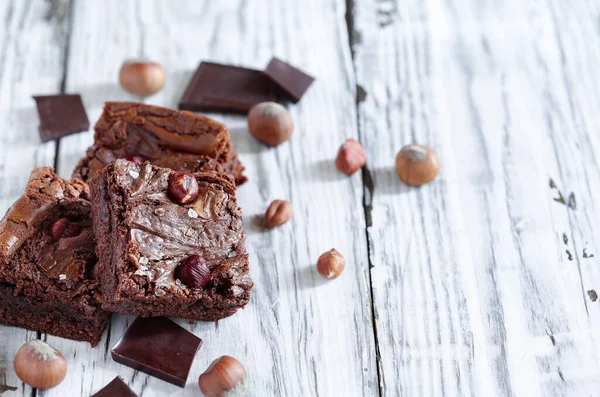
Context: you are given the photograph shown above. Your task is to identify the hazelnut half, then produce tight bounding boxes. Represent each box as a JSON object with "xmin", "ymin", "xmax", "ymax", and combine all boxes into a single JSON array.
[
  {"xmin": 395, "ymin": 144, "xmax": 439, "ymax": 186},
  {"xmin": 199, "ymin": 356, "xmax": 247, "ymax": 397},
  {"xmin": 317, "ymin": 249, "xmax": 345, "ymax": 279},
  {"xmin": 265, "ymin": 200, "xmax": 293, "ymax": 228},
  {"xmin": 14, "ymin": 340, "xmax": 67, "ymax": 389},
  {"xmin": 335, "ymin": 138, "xmax": 366, "ymax": 175},
  {"xmin": 119, "ymin": 60, "xmax": 165, "ymax": 97},
  {"xmin": 247, "ymin": 102, "xmax": 293, "ymax": 146}
]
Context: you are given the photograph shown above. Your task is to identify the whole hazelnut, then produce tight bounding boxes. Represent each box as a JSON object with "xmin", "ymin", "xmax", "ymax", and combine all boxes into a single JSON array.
[
  {"xmin": 14, "ymin": 340, "xmax": 67, "ymax": 389},
  {"xmin": 395, "ymin": 144, "xmax": 439, "ymax": 186},
  {"xmin": 199, "ymin": 356, "xmax": 247, "ymax": 397},
  {"xmin": 49, "ymin": 218, "xmax": 80, "ymax": 241},
  {"xmin": 317, "ymin": 249, "xmax": 345, "ymax": 279},
  {"xmin": 247, "ymin": 102, "xmax": 293, "ymax": 146},
  {"xmin": 119, "ymin": 60, "xmax": 165, "ymax": 97},
  {"xmin": 176, "ymin": 254, "xmax": 211, "ymax": 288},
  {"xmin": 265, "ymin": 200, "xmax": 293, "ymax": 228},
  {"xmin": 335, "ymin": 139, "xmax": 366, "ymax": 175},
  {"xmin": 125, "ymin": 154, "xmax": 145, "ymax": 163},
  {"xmin": 168, "ymin": 171, "xmax": 199, "ymax": 205}
]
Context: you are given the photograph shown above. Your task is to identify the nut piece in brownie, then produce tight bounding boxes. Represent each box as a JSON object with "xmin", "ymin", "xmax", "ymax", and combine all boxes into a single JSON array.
[
  {"xmin": 90, "ymin": 160, "xmax": 252, "ymax": 320},
  {"xmin": 72, "ymin": 102, "xmax": 247, "ymax": 184},
  {"xmin": 0, "ymin": 167, "xmax": 109, "ymax": 345}
]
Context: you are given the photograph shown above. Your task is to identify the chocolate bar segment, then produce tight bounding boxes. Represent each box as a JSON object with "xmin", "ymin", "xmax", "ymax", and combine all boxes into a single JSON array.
[
  {"xmin": 179, "ymin": 62, "xmax": 279, "ymax": 114},
  {"xmin": 91, "ymin": 376, "xmax": 137, "ymax": 397},
  {"xmin": 265, "ymin": 57, "xmax": 315, "ymax": 103},
  {"xmin": 111, "ymin": 317, "xmax": 202, "ymax": 387},
  {"xmin": 33, "ymin": 94, "xmax": 90, "ymax": 142}
]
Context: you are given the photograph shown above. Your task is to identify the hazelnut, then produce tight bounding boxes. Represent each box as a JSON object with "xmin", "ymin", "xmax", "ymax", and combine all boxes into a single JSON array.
[
  {"xmin": 335, "ymin": 139, "xmax": 366, "ymax": 175},
  {"xmin": 395, "ymin": 144, "xmax": 439, "ymax": 186},
  {"xmin": 119, "ymin": 60, "xmax": 165, "ymax": 97},
  {"xmin": 265, "ymin": 200, "xmax": 293, "ymax": 228},
  {"xmin": 247, "ymin": 102, "xmax": 293, "ymax": 146},
  {"xmin": 125, "ymin": 154, "xmax": 145, "ymax": 163},
  {"xmin": 176, "ymin": 254, "xmax": 210, "ymax": 288},
  {"xmin": 14, "ymin": 340, "xmax": 67, "ymax": 389},
  {"xmin": 49, "ymin": 218, "xmax": 80, "ymax": 241},
  {"xmin": 317, "ymin": 249, "xmax": 345, "ymax": 279},
  {"xmin": 168, "ymin": 171, "xmax": 199, "ymax": 205},
  {"xmin": 199, "ymin": 356, "xmax": 247, "ymax": 397}
]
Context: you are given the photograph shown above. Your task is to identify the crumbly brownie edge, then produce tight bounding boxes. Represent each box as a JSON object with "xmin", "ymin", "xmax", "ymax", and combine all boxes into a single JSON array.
[
  {"xmin": 90, "ymin": 166, "xmax": 121, "ymax": 304},
  {"xmin": 0, "ymin": 283, "xmax": 109, "ymax": 346}
]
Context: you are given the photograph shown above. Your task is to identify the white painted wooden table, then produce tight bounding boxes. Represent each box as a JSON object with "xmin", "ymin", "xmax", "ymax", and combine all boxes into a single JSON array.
[{"xmin": 2, "ymin": 0, "xmax": 600, "ymax": 396}]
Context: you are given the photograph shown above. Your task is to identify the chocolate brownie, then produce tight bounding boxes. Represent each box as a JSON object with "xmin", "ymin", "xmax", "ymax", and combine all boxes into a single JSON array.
[
  {"xmin": 72, "ymin": 102, "xmax": 247, "ymax": 185},
  {"xmin": 90, "ymin": 160, "xmax": 252, "ymax": 320},
  {"xmin": 0, "ymin": 167, "xmax": 108, "ymax": 345}
]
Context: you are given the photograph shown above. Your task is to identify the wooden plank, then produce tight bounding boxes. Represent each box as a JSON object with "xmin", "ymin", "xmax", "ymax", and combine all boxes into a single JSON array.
[
  {"xmin": 352, "ymin": 0, "xmax": 600, "ymax": 396},
  {"xmin": 49, "ymin": 0, "xmax": 378, "ymax": 396},
  {"xmin": 0, "ymin": 0, "xmax": 71, "ymax": 395}
]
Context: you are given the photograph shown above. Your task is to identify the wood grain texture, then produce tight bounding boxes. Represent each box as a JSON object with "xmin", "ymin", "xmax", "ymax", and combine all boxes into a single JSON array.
[
  {"xmin": 0, "ymin": 0, "xmax": 68, "ymax": 395},
  {"xmin": 47, "ymin": 0, "xmax": 377, "ymax": 396},
  {"xmin": 352, "ymin": 0, "xmax": 600, "ymax": 395}
]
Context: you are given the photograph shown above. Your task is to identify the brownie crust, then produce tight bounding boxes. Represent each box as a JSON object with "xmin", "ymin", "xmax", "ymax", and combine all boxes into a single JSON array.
[
  {"xmin": 90, "ymin": 160, "xmax": 252, "ymax": 320},
  {"xmin": 72, "ymin": 102, "xmax": 246, "ymax": 184}
]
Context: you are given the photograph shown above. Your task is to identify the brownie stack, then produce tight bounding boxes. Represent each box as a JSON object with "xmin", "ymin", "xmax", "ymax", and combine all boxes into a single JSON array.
[{"xmin": 0, "ymin": 102, "xmax": 253, "ymax": 345}]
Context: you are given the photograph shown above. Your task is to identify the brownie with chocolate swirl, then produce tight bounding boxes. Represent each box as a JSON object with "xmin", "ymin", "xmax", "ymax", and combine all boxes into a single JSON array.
[{"xmin": 90, "ymin": 159, "xmax": 252, "ymax": 320}]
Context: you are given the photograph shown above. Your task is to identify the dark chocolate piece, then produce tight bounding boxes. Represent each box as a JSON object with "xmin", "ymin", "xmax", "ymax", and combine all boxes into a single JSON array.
[
  {"xmin": 179, "ymin": 62, "xmax": 279, "ymax": 114},
  {"xmin": 111, "ymin": 317, "xmax": 202, "ymax": 387},
  {"xmin": 33, "ymin": 94, "xmax": 90, "ymax": 142},
  {"xmin": 89, "ymin": 160, "xmax": 252, "ymax": 320},
  {"xmin": 91, "ymin": 376, "xmax": 137, "ymax": 397},
  {"xmin": 265, "ymin": 57, "xmax": 314, "ymax": 103}
]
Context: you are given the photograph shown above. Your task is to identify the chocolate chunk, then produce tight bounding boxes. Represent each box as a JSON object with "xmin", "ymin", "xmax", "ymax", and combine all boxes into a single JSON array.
[
  {"xmin": 179, "ymin": 62, "xmax": 279, "ymax": 114},
  {"xmin": 265, "ymin": 57, "xmax": 315, "ymax": 103},
  {"xmin": 91, "ymin": 376, "xmax": 137, "ymax": 397},
  {"xmin": 111, "ymin": 317, "xmax": 202, "ymax": 387},
  {"xmin": 33, "ymin": 94, "xmax": 90, "ymax": 142}
]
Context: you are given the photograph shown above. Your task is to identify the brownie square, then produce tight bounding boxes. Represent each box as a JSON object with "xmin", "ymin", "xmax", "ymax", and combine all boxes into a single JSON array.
[
  {"xmin": 33, "ymin": 94, "xmax": 90, "ymax": 142},
  {"xmin": 90, "ymin": 160, "xmax": 252, "ymax": 320},
  {"xmin": 0, "ymin": 167, "xmax": 109, "ymax": 345},
  {"xmin": 72, "ymin": 102, "xmax": 246, "ymax": 185}
]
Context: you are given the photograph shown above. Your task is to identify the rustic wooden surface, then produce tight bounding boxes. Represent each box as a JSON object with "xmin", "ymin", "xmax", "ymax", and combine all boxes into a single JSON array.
[{"xmin": 1, "ymin": 0, "xmax": 600, "ymax": 396}]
